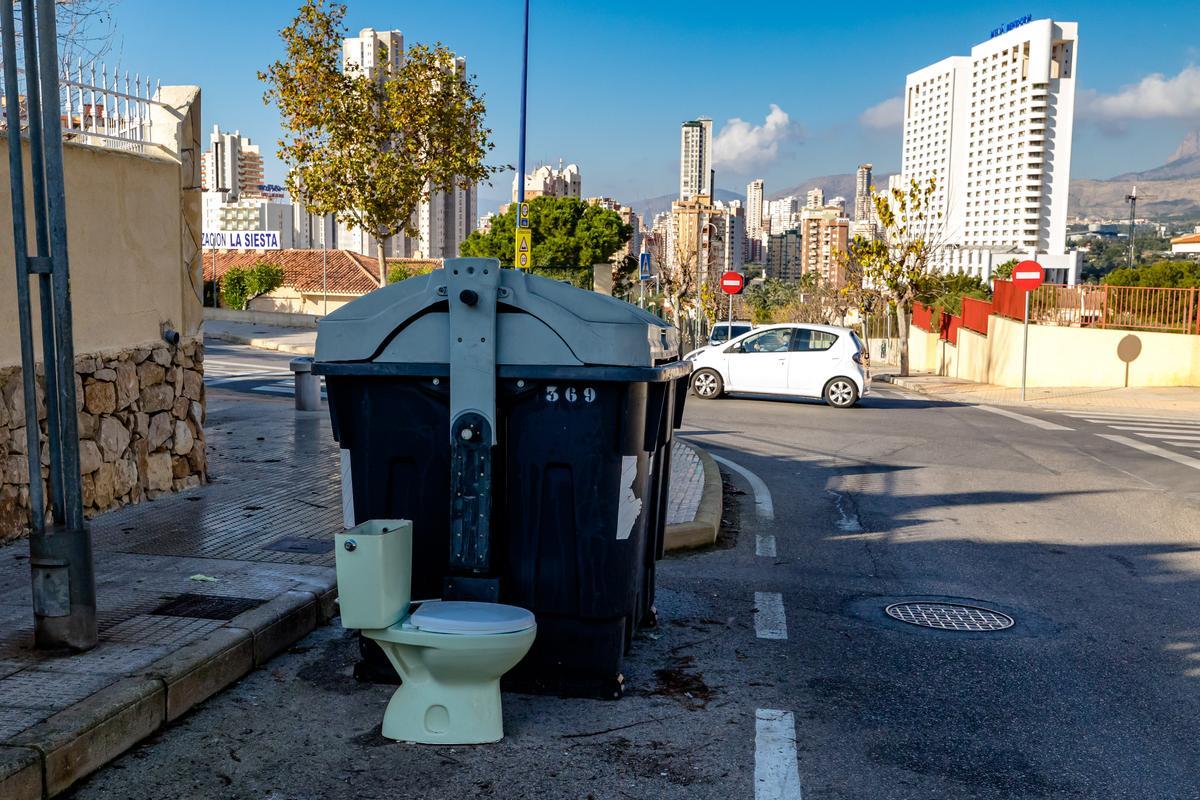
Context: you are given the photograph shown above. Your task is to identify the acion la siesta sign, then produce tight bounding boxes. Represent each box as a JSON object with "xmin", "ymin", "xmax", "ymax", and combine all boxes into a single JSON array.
[{"xmin": 201, "ymin": 230, "xmax": 282, "ymax": 250}]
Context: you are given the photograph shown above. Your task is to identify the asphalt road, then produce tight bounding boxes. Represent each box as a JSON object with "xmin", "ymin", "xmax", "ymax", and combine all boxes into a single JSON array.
[
  {"xmin": 67, "ymin": 380, "xmax": 1200, "ymax": 800},
  {"xmin": 203, "ymin": 341, "xmax": 324, "ymax": 400}
]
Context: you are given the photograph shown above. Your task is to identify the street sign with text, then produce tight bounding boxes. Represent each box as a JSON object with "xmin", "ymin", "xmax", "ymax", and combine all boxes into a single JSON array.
[
  {"xmin": 720, "ymin": 271, "xmax": 745, "ymax": 295},
  {"xmin": 201, "ymin": 230, "xmax": 281, "ymax": 250},
  {"xmin": 1012, "ymin": 260, "xmax": 1045, "ymax": 292}
]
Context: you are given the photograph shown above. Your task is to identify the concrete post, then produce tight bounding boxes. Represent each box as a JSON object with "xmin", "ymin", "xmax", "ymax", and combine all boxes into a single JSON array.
[{"xmin": 290, "ymin": 357, "xmax": 321, "ymax": 410}]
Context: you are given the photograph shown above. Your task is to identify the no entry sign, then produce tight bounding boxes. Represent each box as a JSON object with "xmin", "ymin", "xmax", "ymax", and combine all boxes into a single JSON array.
[
  {"xmin": 1011, "ymin": 260, "xmax": 1045, "ymax": 292},
  {"xmin": 720, "ymin": 271, "xmax": 745, "ymax": 295}
]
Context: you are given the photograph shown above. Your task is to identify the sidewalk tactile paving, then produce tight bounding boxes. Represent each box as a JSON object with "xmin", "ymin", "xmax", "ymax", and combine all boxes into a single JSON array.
[
  {"xmin": 31, "ymin": 643, "xmax": 172, "ymax": 675},
  {"xmin": 0, "ymin": 669, "xmax": 119, "ymax": 710}
]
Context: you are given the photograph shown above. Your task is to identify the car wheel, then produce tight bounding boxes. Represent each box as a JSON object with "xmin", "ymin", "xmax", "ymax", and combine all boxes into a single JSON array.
[
  {"xmin": 692, "ymin": 369, "xmax": 724, "ymax": 399},
  {"xmin": 823, "ymin": 377, "xmax": 859, "ymax": 408}
]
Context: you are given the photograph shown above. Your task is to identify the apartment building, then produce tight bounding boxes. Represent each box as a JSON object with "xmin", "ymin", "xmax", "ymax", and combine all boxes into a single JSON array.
[
  {"xmin": 900, "ymin": 17, "xmax": 1080, "ymax": 283},
  {"xmin": 680, "ymin": 118, "xmax": 714, "ymax": 201}
]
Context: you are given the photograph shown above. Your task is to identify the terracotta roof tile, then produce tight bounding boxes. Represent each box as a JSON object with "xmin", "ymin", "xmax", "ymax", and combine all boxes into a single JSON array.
[{"xmin": 201, "ymin": 249, "xmax": 442, "ymax": 295}]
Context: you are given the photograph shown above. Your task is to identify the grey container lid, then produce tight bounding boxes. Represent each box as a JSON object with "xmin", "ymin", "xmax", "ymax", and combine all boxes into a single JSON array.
[{"xmin": 314, "ymin": 259, "xmax": 678, "ymax": 368}]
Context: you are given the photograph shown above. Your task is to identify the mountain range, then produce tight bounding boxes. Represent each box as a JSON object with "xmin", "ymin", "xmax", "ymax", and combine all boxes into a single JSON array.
[{"xmin": 629, "ymin": 130, "xmax": 1200, "ymax": 225}]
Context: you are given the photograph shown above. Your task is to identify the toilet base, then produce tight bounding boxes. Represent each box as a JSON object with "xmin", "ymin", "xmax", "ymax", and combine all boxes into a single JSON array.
[{"xmin": 380, "ymin": 679, "xmax": 504, "ymax": 744}]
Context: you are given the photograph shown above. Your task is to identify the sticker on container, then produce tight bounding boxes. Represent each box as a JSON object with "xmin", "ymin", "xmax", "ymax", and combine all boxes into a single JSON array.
[
  {"xmin": 340, "ymin": 449, "xmax": 355, "ymax": 529},
  {"xmin": 615, "ymin": 455, "xmax": 643, "ymax": 541}
]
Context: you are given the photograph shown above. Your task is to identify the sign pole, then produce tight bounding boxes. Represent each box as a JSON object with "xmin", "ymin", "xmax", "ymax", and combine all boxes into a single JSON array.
[
  {"xmin": 1021, "ymin": 289, "xmax": 1030, "ymax": 401},
  {"xmin": 1011, "ymin": 259, "xmax": 1044, "ymax": 402},
  {"xmin": 727, "ymin": 290, "xmax": 732, "ymax": 331}
]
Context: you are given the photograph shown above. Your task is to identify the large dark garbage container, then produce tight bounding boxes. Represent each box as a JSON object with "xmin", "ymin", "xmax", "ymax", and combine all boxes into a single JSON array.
[{"xmin": 314, "ymin": 259, "xmax": 690, "ymax": 697}]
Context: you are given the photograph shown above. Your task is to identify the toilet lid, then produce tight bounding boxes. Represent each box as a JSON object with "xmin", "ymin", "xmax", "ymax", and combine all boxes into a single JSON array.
[{"xmin": 409, "ymin": 601, "xmax": 535, "ymax": 635}]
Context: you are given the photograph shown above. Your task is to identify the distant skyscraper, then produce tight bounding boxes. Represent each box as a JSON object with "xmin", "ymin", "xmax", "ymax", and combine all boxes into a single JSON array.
[
  {"xmin": 765, "ymin": 228, "xmax": 803, "ymax": 281},
  {"xmin": 337, "ymin": 28, "xmax": 476, "ymax": 260},
  {"xmin": 679, "ymin": 118, "xmax": 714, "ymax": 200},
  {"xmin": 746, "ymin": 179, "xmax": 765, "ymax": 237},
  {"xmin": 766, "ymin": 196, "xmax": 799, "ymax": 235},
  {"xmin": 900, "ymin": 18, "xmax": 1080, "ymax": 282},
  {"xmin": 854, "ymin": 164, "xmax": 873, "ymax": 221},
  {"xmin": 343, "ymin": 28, "xmax": 404, "ymax": 80},
  {"xmin": 805, "ymin": 187, "xmax": 825, "ymax": 209}
]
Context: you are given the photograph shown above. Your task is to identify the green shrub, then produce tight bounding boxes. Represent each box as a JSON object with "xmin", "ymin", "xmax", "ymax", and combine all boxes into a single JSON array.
[
  {"xmin": 220, "ymin": 262, "xmax": 285, "ymax": 310},
  {"xmin": 385, "ymin": 261, "xmax": 440, "ymax": 285}
]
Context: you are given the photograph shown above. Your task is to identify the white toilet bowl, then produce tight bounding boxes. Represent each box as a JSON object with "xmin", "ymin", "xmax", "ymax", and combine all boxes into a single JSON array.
[{"xmin": 334, "ymin": 520, "xmax": 535, "ymax": 744}]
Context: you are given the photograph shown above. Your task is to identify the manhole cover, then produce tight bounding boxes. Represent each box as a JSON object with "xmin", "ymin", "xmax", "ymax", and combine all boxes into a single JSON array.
[
  {"xmin": 262, "ymin": 536, "xmax": 334, "ymax": 555},
  {"xmin": 152, "ymin": 594, "xmax": 265, "ymax": 621},
  {"xmin": 884, "ymin": 602, "xmax": 1014, "ymax": 632}
]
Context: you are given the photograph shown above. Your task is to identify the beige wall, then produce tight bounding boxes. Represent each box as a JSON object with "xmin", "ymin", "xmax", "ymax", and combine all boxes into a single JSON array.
[
  {"xmin": 0, "ymin": 92, "xmax": 202, "ymax": 368},
  {"xmin": 245, "ymin": 288, "xmax": 357, "ymax": 317},
  {"xmin": 908, "ymin": 315, "xmax": 1200, "ymax": 388}
]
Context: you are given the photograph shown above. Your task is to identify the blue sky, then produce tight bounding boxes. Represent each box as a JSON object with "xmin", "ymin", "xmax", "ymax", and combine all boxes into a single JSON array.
[{"xmin": 109, "ymin": 1, "xmax": 1200, "ymax": 211}]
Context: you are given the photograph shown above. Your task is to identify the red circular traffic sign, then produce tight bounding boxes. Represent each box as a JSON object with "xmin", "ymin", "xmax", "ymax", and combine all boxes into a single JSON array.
[
  {"xmin": 720, "ymin": 271, "xmax": 745, "ymax": 295},
  {"xmin": 1011, "ymin": 260, "xmax": 1045, "ymax": 292}
]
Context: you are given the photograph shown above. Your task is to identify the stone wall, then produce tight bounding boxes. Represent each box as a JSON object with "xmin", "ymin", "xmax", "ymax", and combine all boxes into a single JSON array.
[{"xmin": 0, "ymin": 338, "xmax": 206, "ymax": 542}]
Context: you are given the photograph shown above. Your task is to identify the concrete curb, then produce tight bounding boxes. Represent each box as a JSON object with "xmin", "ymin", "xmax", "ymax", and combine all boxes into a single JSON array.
[
  {"xmin": 875, "ymin": 374, "xmax": 928, "ymax": 394},
  {"xmin": 664, "ymin": 443, "xmax": 723, "ymax": 552},
  {"xmin": 205, "ymin": 330, "xmax": 315, "ymax": 356},
  {"xmin": 4, "ymin": 582, "xmax": 332, "ymax": 798}
]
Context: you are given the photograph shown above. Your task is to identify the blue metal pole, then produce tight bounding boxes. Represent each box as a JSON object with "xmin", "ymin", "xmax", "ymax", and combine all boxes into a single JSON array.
[
  {"xmin": 516, "ymin": 0, "xmax": 529, "ymax": 206},
  {"xmin": 0, "ymin": 0, "xmax": 44, "ymax": 534}
]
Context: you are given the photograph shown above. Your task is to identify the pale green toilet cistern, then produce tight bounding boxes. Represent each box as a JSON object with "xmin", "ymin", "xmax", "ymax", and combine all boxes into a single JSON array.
[{"xmin": 334, "ymin": 520, "xmax": 536, "ymax": 745}]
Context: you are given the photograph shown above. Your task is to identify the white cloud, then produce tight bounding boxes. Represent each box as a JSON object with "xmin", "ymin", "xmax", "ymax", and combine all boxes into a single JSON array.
[
  {"xmin": 711, "ymin": 105, "xmax": 798, "ymax": 172},
  {"xmin": 1082, "ymin": 65, "xmax": 1200, "ymax": 120},
  {"xmin": 860, "ymin": 96, "xmax": 904, "ymax": 130}
]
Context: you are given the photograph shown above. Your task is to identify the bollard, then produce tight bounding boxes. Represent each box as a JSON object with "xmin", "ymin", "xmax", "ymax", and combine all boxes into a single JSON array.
[{"xmin": 290, "ymin": 356, "xmax": 321, "ymax": 410}]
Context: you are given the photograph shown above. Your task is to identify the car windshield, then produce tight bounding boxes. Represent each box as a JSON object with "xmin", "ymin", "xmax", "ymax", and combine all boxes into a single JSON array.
[{"xmin": 711, "ymin": 324, "xmax": 751, "ymax": 343}]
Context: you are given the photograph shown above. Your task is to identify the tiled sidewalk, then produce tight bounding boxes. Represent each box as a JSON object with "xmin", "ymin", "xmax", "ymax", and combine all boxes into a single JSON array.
[
  {"xmin": 0, "ymin": 389, "xmax": 718, "ymax": 798},
  {"xmin": 0, "ymin": 392, "xmax": 341, "ymax": 797},
  {"xmin": 666, "ymin": 441, "xmax": 704, "ymax": 525}
]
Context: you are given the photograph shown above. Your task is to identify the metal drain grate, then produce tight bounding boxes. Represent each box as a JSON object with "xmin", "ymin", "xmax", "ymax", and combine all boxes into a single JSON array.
[
  {"xmin": 262, "ymin": 536, "xmax": 334, "ymax": 555},
  {"xmin": 151, "ymin": 594, "xmax": 266, "ymax": 621},
  {"xmin": 885, "ymin": 602, "xmax": 1014, "ymax": 632}
]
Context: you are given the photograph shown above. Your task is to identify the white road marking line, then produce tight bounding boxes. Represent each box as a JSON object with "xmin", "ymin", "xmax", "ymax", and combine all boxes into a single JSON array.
[
  {"xmin": 756, "ymin": 534, "xmax": 777, "ymax": 558},
  {"xmin": 976, "ymin": 405, "xmax": 1073, "ymax": 431},
  {"xmin": 1105, "ymin": 427, "xmax": 1200, "ymax": 440},
  {"xmin": 753, "ymin": 592, "xmax": 787, "ymax": 640},
  {"xmin": 708, "ymin": 452, "xmax": 774, "ymax": 521},
  {"xmin": 1059, "ymin": 411, "xmax": 1200, "ymax": 423},
  {"xmin": 1097, "ymin": 434, "xmax": 1200, "ymax": 471},
  {"xmin": 755, "ymin": 709, "xmax": 803, "ymax": 800},
  {"xmin": 1163, "ymin": 442, "xmax": 1200, "ymax": 450}
]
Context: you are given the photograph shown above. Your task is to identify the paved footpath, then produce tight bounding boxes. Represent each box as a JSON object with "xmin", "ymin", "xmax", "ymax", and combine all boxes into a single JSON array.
[{"xmin": 0, "ymin": 385, "xmax": 715, "ymax": 799}]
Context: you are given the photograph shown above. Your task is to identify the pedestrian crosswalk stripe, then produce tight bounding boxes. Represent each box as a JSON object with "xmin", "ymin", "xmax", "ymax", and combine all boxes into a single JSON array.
[
  {"xmin": 1097, "ymin": 435, "xmax": 1200, "ymax": 471},
  {"xmin": 1059, "ymin": 411, "xmax": 1200, "ymax": 425},
  {"xmin": 753, "ymin": 591, "xmax": 787, "ymax": 640},
  {"xmin": 1104, "ymin": 426, "xmax": 1200, "ymax": 440}
]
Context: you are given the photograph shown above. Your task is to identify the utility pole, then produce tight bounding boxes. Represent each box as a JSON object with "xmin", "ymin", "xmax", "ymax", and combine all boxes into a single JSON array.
[
  {"xmin": 1124, "ymin": 186, "xmax": 1156, "ymax": 271},
  {"xmin": 2, "ymin": 0, "xmax": 97, "ymax": 651},
  {"xmin": 516, "ymin": 0, "xmax": 529, "ymax": 207}
]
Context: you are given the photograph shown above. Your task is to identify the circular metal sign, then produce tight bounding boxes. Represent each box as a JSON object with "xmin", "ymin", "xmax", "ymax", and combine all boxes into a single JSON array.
[
  {"xmin": 885, "ymin": 602, "xmax": 1014, "ymax": 632},
  {"xmin": 720, "ymin": 271, "xmax": 745, "ymax": 295},
  {"xmin": 1011, "ymin": 260, "xmax": 1044, "ymax": 292}
]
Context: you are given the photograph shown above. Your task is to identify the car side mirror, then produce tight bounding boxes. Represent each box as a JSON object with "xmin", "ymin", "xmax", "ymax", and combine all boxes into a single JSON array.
[{"xmin": 726, "ymin": 342, "xmax": 744, "ymax": 354}]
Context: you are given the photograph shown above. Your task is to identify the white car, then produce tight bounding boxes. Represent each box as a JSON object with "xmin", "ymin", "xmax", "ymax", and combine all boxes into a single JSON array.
[{"xmin": 686, "ymin": 323, "xmax": 869, "ymax": 408}]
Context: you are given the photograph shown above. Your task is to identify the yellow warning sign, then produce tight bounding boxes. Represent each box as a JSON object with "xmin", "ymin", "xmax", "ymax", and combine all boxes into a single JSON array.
[{"xmin": 515, "ymin": 228, "xmax": 532, "ymax": 270}]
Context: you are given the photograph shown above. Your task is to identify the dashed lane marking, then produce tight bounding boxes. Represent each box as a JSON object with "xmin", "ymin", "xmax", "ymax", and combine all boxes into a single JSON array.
[
  {"xmin": 755, "ymin": 709, "xmax": 803, "ymax": 800},
  {"xmin": 754, "ymin": 591, "xmax": 787, "ymax": 640},
  {"xmin": 756, "ymin": 534, "xmax": 777, "ymax": 558}
]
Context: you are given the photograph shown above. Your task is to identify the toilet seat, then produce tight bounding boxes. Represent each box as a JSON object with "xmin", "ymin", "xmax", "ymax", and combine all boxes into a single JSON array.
[{"xmin": 410, "ymin": 601, "xmax": 535, "ymax": 635}]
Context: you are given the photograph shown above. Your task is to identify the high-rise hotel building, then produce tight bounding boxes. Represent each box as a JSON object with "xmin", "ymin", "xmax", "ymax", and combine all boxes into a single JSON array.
[{"xmin": 899, "ymin": 18, "xmax": 1079, "ymax": 283}]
